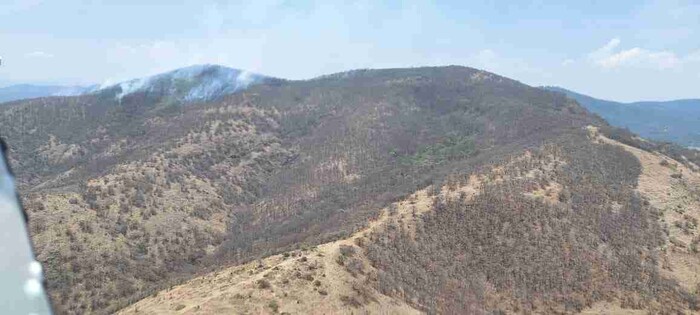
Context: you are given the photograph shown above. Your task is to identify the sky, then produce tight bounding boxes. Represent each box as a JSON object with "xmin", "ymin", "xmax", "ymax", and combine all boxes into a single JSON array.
[{"xmin": 0, "ymin": 0, "xmax": 698, "ymax": 102}]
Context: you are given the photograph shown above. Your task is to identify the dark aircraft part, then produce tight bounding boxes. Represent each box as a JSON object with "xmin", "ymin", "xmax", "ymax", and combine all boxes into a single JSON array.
[{"xmin": 0, "ymin": 138, "xmax": 52, "ymax": 314}]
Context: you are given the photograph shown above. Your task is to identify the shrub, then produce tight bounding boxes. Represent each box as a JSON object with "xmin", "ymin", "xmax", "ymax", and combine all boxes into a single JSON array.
[
  {"xmin": 268, "ymin": 300, "xmax": 279, "ymax": 313},
  {"xmin": 344, "ymin": 258, "xmax": 365, "ymax": 277},
  {"xmin": 339, "ymin": 245, "xmax": 355, "ymax": 257},
  {"xmin": 192, "ymin": 205, "xmax": 212, "ymax": 220},
  {"xmin": 257, "ymin": 279, "xmax": 271, "ymax": 289},
  {"xmin": 78, "ymin": 221, "xmax": 93, "ymax": 234},
  {"xmin": 340, "ymin": 295, "xmax": 362, "ymax": 308}
]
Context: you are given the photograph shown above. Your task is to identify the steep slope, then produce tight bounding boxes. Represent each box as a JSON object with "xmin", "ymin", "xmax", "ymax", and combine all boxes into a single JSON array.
[
  {"xmin": 117, "ymin": 181, "xmax": 482, "ymax": 315},
  {"xmin": 590, "ymin": 127, "xmax": 700, "ymax": 291},
  {"xmin": 359, "ymin": 132, "xmax": 700, "ymax": 314},
  {"xmin": 0, "ymin": 77, "xmax": 291, "ymax": 313},
  {"xmin": 0, "ymin": 84, "xmax": 95, "ymax": 104},
  {"xmin": 1, "ymin": 66, "xmax": 649, "ymax": 314},
  {"xmin": 543, "ymin": 86, "xmax": 700, "ymax": 147},
  {"xmin": 124, "ymin": 127, "xmax": 700, "ymax": 314}
]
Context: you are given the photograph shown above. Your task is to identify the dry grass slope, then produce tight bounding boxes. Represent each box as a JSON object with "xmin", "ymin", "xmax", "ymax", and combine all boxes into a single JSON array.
[
  {"xmin": 119, "ymin": 148, "xmax": 579, "ymax": 314},
  {"xmin": 117, "ymin": 174, "xmax": 490, "ymax": 314},
  {"xmin": 590, "ymin": 126, "xmax": 700, "ymax": 296}
]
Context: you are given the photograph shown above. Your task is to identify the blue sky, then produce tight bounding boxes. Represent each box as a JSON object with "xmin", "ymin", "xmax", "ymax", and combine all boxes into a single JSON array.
[{"xmin": 0, "ymin": 0, "xmax": 698, "ymax": 102}]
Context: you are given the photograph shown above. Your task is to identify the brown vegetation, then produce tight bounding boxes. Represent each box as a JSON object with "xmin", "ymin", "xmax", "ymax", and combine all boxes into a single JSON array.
[
  {"xmin": 5, "ymin": 66, "xmax": 694, "ymax": 314},
  {"xmin": 363, "ymin": 135, "xmax": 698, "ymax": 314}
]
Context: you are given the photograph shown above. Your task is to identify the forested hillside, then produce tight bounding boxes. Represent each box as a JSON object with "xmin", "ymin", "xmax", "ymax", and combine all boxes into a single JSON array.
[
  {"xmin": 2, "ymin": 66, "xmax": 699, "ymax": 314},
  {"xmin": 122, "ymin": 126, "xmax": 700, "ymax": 315}
]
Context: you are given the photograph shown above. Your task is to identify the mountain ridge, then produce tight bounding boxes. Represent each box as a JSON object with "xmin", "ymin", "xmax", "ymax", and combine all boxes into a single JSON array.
[{"xmin": 2, "ymin": 65, "xmax": 700, "ymax": 314}]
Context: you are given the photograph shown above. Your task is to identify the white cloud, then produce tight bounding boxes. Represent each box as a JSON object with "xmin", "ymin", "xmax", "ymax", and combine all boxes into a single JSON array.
[
  {"xmin": 587, "ymin": 38, "xmax": 618, "ymax": 61},
  {"xmin": 25, "ymin": 51, "xmax": 54, "ymax": 58},
  {"xmin": 600, "ymin": 38, "xmax": 621, "ymax": 53},
  {"xmin": 600, "ymin": 48, "xmax": 680, "ymax": 69},
  {"xmin": 561, "ymin": 59, "xmax": 575, "ymax": 66},
  {"xmin": 589, "ymin": 38, "xmax": 682, "ymax": 70},
  {"xmin": 554, "ymin": 37, "xmax": 700, "ymax": 101}
]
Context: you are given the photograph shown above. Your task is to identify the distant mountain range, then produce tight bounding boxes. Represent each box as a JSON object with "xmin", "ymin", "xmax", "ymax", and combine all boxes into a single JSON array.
[
  {"xmin": 543, "ymin": 86, "xmax": 700, "ymax": 147},
  {"xmin": 0, "ymin": 84, "xmax": 97, "ymax": 103}
]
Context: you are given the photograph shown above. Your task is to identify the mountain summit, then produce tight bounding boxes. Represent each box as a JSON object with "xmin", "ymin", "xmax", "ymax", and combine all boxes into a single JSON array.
[{"xmin": 94, "ymin": 64, "xmax": 273, "ymax": 103}]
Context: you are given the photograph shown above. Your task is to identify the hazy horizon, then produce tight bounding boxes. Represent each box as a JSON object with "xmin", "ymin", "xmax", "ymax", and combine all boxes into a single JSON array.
[{"xmin": 1, "ymin": 0, "xmax": 699, "ymax": 102}]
